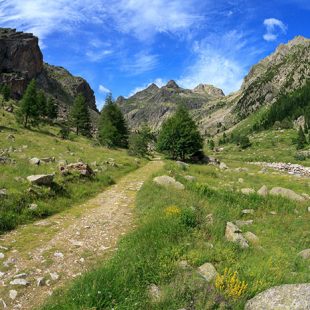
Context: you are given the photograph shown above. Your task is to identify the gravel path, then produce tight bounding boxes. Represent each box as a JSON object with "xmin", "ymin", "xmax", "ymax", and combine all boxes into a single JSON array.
[{"xmin": 0, "ymin": 160, "xmax": 163, "ymax": 309}]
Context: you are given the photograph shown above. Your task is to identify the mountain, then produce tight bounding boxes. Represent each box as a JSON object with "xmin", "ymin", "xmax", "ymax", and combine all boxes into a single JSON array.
[
  {"xmin": 0, "ymin": 28, "xmax": 99, "ymax": 120},
  {"xmin": 117, "ymin": 36, "xmax": 310, "ymax": 135}
]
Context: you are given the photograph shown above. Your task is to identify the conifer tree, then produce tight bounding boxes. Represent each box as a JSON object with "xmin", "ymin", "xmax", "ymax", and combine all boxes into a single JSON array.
[
  {"xmin": 46, "ymin": 97, "xmax": 58, "ymax": 120},
  {"xmin": 19, "ymin": 79, "xmax": 39, "ymax": 127},
  {"xmin": 98, "ymin": 94, "xmax": 128, "ymax": 148},
  {"xmin": 37, "ymin": 90, "xmax": 47, "ymax": 118},
  {"xmin": 296, "ymin": 126, "xmax": 307, "ymax": 150},
  {"xmin": 157, "ymin": 105, "xmax": 203, "ymax": 160},
  {"xmin": 70, "ymin": 94, "xmax": 91, "ymax": 136}
]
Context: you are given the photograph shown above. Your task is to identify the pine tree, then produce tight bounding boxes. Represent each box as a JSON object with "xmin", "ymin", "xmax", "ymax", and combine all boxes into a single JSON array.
[
  {"xmin": 18, "ymin": 79, "xmax": 39, "ymax": 127},
  {"xmin": 157, "ymin": 105, "xmax": 203, "ymax": 160},
  {"xmin": 70, "ymin": 94, "xmax": 91, "ymax": 136},
  {"xmin": 37, "ymin": 90, "xmax": 47, "ymax": 118},
  {"xmin": 296, "ymin": 126, "xmax": 307, "ymax": 150},
  {"xmin": 98, "ymin": 94, "xmax": 128, "ymax": 148},
  {"xmin": 1, "ymin": 85, "xmax": 11, "ymax": 102},
  {"xmin": 46, "ymin": 97, "xmax": 58, "ymax": 120}
]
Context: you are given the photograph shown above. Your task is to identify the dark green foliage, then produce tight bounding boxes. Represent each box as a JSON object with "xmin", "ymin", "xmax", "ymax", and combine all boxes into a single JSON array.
[
  {"xmin": 1, "ymin": 84, "xmax": 11, "ymax": 101},
  {"xmin": 37, "ymin": 90, "xmax": 47, "ymax": 117},
  {"xmin": 157, "ymin": 105, "xmax": 203, "ymax": 160},
  {"xmin": 219, "ymin": 132, "xmax": 228, "ymax": 145},
  {"xmin": 239, "ymin": 136, "xmax": 251, "ymax": 149},
  {"xmin": 208, "ymin": 139, "xmax": 215, "ymax": 150},
  {"xmin": 46, "ymin": 97, "xmax": 58, "ymax": 120},
  {"xmin": 18, "ymin": 79, "xmax": 39, "ymax": 127},
  {"xmin": 128, "ymin": 125, "xmax": 153, "ymax": 157},
  {"xmin": 58, "ymin": 126, "xmax": 70, "ymax": 140},
  {"xmin": 70, "ymin": 94, "xmax": 92, "ymax": 136},
  {"xmin": 296, "ymin": 126, "xmax": 307, "ymax": 150},
  {"xmin": 98, "ymin": 94, "xmax": 128, "ymax": 148}
]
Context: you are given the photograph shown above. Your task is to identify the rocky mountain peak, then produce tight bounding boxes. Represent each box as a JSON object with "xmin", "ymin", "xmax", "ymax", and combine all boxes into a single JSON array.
[
  {"xmin": 193, "ymin": 84, "xmax": 225, "ymax": 97},
  {"xmin": 165, "ymin": 80, "xmax": 180, "ymax": 89}
]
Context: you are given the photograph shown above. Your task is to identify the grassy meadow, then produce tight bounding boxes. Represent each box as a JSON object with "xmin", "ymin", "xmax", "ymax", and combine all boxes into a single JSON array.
[
  {"xmin": 0, "ymin": 107, "xmax": 143, "ymax": 233},
  {"xmin": 41, "ymin": 146, "xmax": 310, "ymax": 309}
]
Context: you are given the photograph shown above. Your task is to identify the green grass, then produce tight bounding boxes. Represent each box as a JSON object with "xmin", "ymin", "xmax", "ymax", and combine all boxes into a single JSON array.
[
  {"xmin": 0, "ymin": 109, "xmax": 144, "ymax": 233},
  {"xmin": 40, "ymin": 157, "xmax": 310, "ymax": 309}
]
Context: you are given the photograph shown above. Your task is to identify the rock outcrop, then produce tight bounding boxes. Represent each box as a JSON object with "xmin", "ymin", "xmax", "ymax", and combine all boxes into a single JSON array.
[{"xmin": 0, "ymin": 28, "xmax": 98, "ymax": 119}]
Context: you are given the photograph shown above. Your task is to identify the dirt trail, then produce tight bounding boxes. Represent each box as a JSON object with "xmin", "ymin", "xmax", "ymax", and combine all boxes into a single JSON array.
[{"xmin": 0, "ymin": 160, "xmax": 163, "ymax": 309}]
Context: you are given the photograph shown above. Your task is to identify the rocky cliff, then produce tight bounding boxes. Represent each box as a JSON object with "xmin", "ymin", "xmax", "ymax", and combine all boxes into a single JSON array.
[
  {"xmin": 118, "ymin": 36, "xmax": 310, "ymax": 135},
  {"xmin": 0, "ymin": 28, "xmax": 98, "ymax": 117}
]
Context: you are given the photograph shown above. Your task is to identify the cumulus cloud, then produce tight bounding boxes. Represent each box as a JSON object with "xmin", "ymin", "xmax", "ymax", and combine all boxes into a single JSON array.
[
  {"xmin": 99, "ymin": 84, "xmax": 111, "ymax": 94},
  {"xmin": 263, "ymin": 18, "xmax": 287, "ymax": 41}
]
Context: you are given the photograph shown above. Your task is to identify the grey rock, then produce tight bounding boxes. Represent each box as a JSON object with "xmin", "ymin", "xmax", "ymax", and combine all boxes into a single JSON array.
[
  {"xmin": 29, "ymin": 157, "xmax": 40, "ymax": 165},
  {"xmin": 27, "ymin": 174, "xmax": 54, "ymax": 186},
  {"xmin": 9, "ymin": 290, "xmax": 17, "ymax": 300},
  {"xmin": 184, "ymin": 175, "xmax": 196, "ymax": 182},
  {"xmin": 242, "ymin": 209, "xmax": 254, "ymax": 215},
  {"xmin": 13, "ymin": 273, "xmax": 27, "ymax": 279},
  {"xmin": 257, "ymin": 185, "xmax": 268, "ymax": 197},
  {"xmin": 29, "ymin": 203, "xmax": 38, "ymax": 211},
  {"xmin": 148, "ymin": 284, "xmax": 162, "ymax": 302},
  {"xmin": 225, "ymin": 222, "xmax": 249, "ymax": 248},
  {"xmin": 245, "ymin": 283, "xmax": 310, "ymax": 310},
  {"xmin": 219, "ymin": 162, "xmax": 228, "ymax": 170},
  {"xmin": 270, "ymin": 187, "xmax": 305, "ymax": 202},
  {"xmin": 198, "ymin": 263, "xmax": 218, "ymax": 282},
  {"xmin": 244, "ymin": 232, "xmax": 260, "ymax": 245},
  {"xmin": 0, "ymin": 253, "xmax": 4, "ymax": 259},
  {"xmin": 36, "ymin": 277, "xmax": 46, "ymax": 286},
  {"xmin": 235, "ymin": 220, "xmax": 253, "ymax": 227},
  {"xmin": 153, "ymin": 175, "xmax": 185, "ymax": 190},
  {"xmin": 10, "ymin": 278, "xmax": 30, "ymax": 286},
  {"xmin": 50, "ymin": 272, "xmax": 59, "ymax": 281},
  {"xmin": 0, "ymin": 189, "xmax": 7, "ymax": 198},
  {"xmin": 241, "ymin": 188, "xmax": 255, "ymax": 195},
  {"xmin": 297, "ymin": 249, "xmax": 310, "ymax": 260},
  {"xmin": 176, "ymin": 161, "xmax": 189, "ymax": 169}
]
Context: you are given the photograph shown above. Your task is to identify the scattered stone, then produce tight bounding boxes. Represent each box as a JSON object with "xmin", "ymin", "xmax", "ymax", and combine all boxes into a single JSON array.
[
  {"xmin": 0, "ymin": 299, "xmax": 7, "ymax": 308},
  {"xmin": 60, "ymin": 162, "xmax": 94, "ymax": 176},
  {"xmin": 198, "ymin": 263, "xmax": 218, "ymax": 282},
  {"xmin": 238, "ymin": 178, "xmax": 244, "ymax": 183},
  {"xmin": 308, "ymin": 207, "xmax": 310, "ymax": 213},
  {"xmin": 27, "ymin": 174, "xmax": 54, "ymax": 186},
  {"xmin": 235, "ymin": 220, "xmax": 253, "ymax": 227},
  {"xmin": 257, "ymin": 185, "xmax": 268, "ymax": 197},
  {"xmin": 29, "ymin": 157, "xmax": 40, "ymax": 165},
  {"xmin": 40, "ymin": 157, "xmax": 55, "ymax": 163},
  {"xmin": 270, "ymin": 211, "xmax": 277, "ymax": 215},
  {"xmin": 10, "ymin": 278, "xmax": 30, "ymax": 286},
  {"xmin": 219, "ymin": 162, "xmax": 228, "ymax": 170},
  {"xmin": 225, "ymin": 222, "xmax": 249, "ymax": 248},
  {"xmin": 269, "ymin": 187, "xmax": 305, "ymax": 202},
  {"xmin": 6, "ymin": 134, "xmax": 15, "ymax": 141},
  {"xmin": 242, "ymin": 209, "xmax": 254, "ymax": 215},
  {"xmin": 0, "ymin": 253, "xmax": 4, "ymax": 259},
  {"xmin": 206, "ymin": 213, "xmax": 213, "ymax": 225},
  {"xmin": 36, "ymin": 277, "xmax": 46, "ymax": 286},
  {"xmin": 148, "ymin": 284, "xmax": 162, "ymax": 302},
  {"xmin": 241, "ymin": 188, "xmax": 255, "ymax": 195},
  {"xmin": 297, "ymin": 249, "xmax": 310, "ymax": 260},
  {"xmin": 9, "ymin": 290, "xmax": 17, "ymax": 300},
  {"xmin": 0, "ymin": 272, "xmax": 5, "ymax": 278},
  {"xmin": 50, "ymin": 272, "xmax": 59, "ymax": 281},
  {"xmin": 0, "ymin": 189, "xmax": 7, "ymax": 198},
  {"xmin": 244, "ymin": 232, "xmax": 260, "ymax": 245},
  {"xmin": 178, "ymin": 260, "xmax": 190, "ymax": 269},
  {"xmin": 14, "ymin": 273, "xmax": 27, "ymax": 279},
  {"xmin": 176, "ymin": 161, "xmax": 189, "ymax": 169},
  {"xmin": 153, "ymin": 175, "xmax": 185, "ymax": 190},
  {"xmin": 29, "ymin": 203, "xmax": 38, "ymax": 211},
  {"xmin": 69, "ymin": 239, "xmax": 84, "ymax": 247},
  {"xmin": 301, "ymin": 193, "xmax": 310, "ymax": 200},
  {"xmin": 54, "ymin": 251, "xmax": 64, "ymax": 259},
  {"xmin": 245, "ymin": 283, "xmax": 310, "ymax": 310},
  {"xmin": 184, "ymin": 175, "xmax": 196, "ymax": 182}
]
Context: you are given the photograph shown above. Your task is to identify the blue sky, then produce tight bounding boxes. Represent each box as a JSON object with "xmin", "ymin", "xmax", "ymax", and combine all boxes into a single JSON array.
[{"xmin": 0, "ymin": 0, "xmax": 309, "ymax": 109}]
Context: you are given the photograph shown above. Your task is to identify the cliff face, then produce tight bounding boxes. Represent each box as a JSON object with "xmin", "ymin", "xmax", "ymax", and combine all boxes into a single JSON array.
[
  {"xmin": 0, "ymin": 28, "xmax": 43, "ymax": 98},
  {"xmin": 0, "ymin": 28, "xmax": 98, "ymax": 117}
]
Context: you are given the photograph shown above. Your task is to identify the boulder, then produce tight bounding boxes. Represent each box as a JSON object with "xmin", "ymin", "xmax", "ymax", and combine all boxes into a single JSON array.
[
  {"xmin": 9, "ymin": 290, "xmax": 17, "ymax": 300},
  {"xmin": 198, "ymin": 263, "xmax": 218, "ymax": 282},
  {"xmin": 241, "ymin": 188, "xmax": 255, "ymax": 195},
  {"xmin": 244, "ymin": 231, "xmax": 260, "ymax": 245},
  {"xmin": 27, "ymin": 174, "xmax": 54, "ymax": 186},
  {"xmin": 245, "ymin": 283, "xmax": 310, "ymax": 310},
  {"xmin": 0, "ymin": 189, "xmax": 7, "ymax": 198},
  {"xmin": 60, "ymin": 162, "xmax": 94, "ymax": 176},
  {"xmin": 257, "ymin": 185, "xmax": 268, "ymax": 197},
  {"xmin": 10, "ymin": 278, "xmax": 30, "ymax": 286},
  {"xmin": 29, "ymin": 157, "xmax": 40, "ymax": 165},
  {"xmin": 235, "ymin": 220, "xmax": 253, "ymax": 227},
  {"xmin": 184, "ymin": 175, "xmax": 196, "ymax": 182},
  {"xmin": 269, "ymin": 187, "xmax": 305, "ymax": 202},
  {"xmin": 219, "ymin": 162, "xmax": 228, "ymax": 170},
  {"xmin": 297, "ymin": 249, "xmax": 310, "ymax": 260},
  {"xmin": 40, "ymin": 157, "xmax": 55, "ymax": 163},
  {"xmin": 153, "ymin": 176, "xmax": 185, "ymax": 190},
  {"xmin": 225, "ymin": 222, "xmax": 249, "ymax": 248},
  {"xmin": 176, "ymin": 161, "xmax": 189, "ymax": 169}
]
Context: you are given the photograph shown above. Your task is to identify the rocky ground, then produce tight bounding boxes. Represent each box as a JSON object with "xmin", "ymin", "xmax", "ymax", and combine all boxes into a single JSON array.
[{"xmin": 0, "ymin": 160, "xmax": 163, "ymax": 309}]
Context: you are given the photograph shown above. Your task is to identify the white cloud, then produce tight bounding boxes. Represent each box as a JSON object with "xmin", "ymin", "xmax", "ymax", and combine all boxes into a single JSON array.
[
  {"xmin": 178, "ymin": 31, "xmax": 248, "ymax": 95},
  {"xmin": 263, "ymin": 18, "xmax": 287, "ymax": 41},
  {"xmin": 86, "ymin": 49, "xmax": 113, "ymax": 62},
  {"xmin": 128, "ymin": 78, "xmax": 167, "ymax": 97},
  {"xmin": 99, "ymin": 84, "xmax": 111, "ymax": 94},
  {"xmin": 121, "ymin": 52, "xmax": 158, "ymax": 75}
]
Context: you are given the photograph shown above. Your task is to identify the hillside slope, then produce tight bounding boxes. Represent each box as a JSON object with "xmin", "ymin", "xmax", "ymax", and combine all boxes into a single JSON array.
[{"xmin": 117, "ymin": 36, "xmax": 310, "ymax": 136}]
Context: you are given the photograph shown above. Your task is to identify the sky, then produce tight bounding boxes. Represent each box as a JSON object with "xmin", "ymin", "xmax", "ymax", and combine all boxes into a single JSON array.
[{"xmin": 0, "ymin": 0, "xmax": 309, "ymax": 109}]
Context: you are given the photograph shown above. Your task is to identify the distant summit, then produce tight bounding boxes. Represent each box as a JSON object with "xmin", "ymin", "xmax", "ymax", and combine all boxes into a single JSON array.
[{"xmin": 193, "ymin": 84, "xmax": 225, "ymax": 98}]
